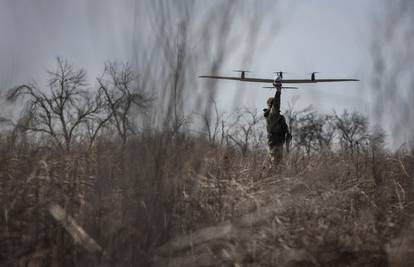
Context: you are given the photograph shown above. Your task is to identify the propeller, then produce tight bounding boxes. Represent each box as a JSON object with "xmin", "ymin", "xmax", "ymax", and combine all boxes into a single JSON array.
[
  {"xmin": 307, "ymin": 72, "xmax": 320, "ymax": 81},
  {"xmin": 262, "ymin": 86, "xmax": 298, "ymax": 89},
  {"xmin": 233, "ymin": 70, "xmax": 251, "ymax": 79},
  {"xmin": 273, "ymin": 71, "xmax": 287, "ymax": 79},
  {"xmin": 233, "ymin": 69, "xmax": 251, "ymax": 73}
]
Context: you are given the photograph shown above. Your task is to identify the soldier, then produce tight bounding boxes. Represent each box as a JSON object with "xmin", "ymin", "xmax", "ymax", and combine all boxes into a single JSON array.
[{"xmin": 263, "ymin": 86, "xmax": 291, "ymax": 166}]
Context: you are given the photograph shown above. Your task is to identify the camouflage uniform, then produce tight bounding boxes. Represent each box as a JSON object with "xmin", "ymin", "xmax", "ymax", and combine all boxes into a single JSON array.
[{"xmin": 264, "ymin": 90, "xmax": 291, "ymax": 165}]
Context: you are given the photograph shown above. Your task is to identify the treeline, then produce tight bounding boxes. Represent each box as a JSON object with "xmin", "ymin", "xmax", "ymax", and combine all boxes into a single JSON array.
[
  {"xmin": 202, "ymin": 102, "xmax": 386, "ymax": 157},
  {"xmin": 2, "ymin": 58, "xmax": 153, "ymax": 152},
  {"xmin": 0, "ymin": 58, "xmax": 388, "ymax": 158}
]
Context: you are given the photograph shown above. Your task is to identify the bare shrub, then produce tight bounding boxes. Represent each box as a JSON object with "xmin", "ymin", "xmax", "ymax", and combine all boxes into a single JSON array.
[
  {"xmin": 226, "ymin": 108, "xmax": 266, "ymax": 156},
  {"xmin": 295, "ymin": 111, "xmax": 335, "ymax": 155},
  {"xmin": 334, "ymin": 110, "xmax": 369, "ymax": 153}
]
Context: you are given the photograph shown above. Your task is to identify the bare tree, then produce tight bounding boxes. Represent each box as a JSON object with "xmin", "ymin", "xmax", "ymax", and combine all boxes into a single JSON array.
[
  {"xmin": 6, "ymin": 57, "xmax": 101, "ymax": 152},
  {"xmin": 334, "ymin": 110, "xmax": 369, "ymax": 153},
  {"xmin": 295, "ymin": 112, "xmax": 335, "ymax": 156},
  {"xmin": 284, "ymin": 100, "xmax": 321, "ymax": 155},
  {"xmin": 226, "ymin": 108, "xmax": 265, "ymax": 156},
  {"xmin": 201, "ymin": 97, "xmax": 227, "ymax": 146},
  {"xmin": 97, "ymin": 62, "xmax": 153, "ymax": 145}
]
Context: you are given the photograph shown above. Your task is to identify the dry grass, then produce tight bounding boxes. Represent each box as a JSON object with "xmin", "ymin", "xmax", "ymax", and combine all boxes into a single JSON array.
[{"xmin": 0, "ymin": 132, "xmax": 413, "ymax": 266}]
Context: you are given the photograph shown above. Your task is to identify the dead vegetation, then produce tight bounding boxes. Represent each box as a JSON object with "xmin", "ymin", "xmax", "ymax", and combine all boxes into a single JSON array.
[{"xmin": 1, "ymin": 91, "xmax": 413, "ymax": 266}]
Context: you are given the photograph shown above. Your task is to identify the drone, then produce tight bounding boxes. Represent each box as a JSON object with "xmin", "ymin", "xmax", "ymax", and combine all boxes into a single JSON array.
[{"xmin": 199, "ymin": 70, "xmax": 359, "ymax": 89}]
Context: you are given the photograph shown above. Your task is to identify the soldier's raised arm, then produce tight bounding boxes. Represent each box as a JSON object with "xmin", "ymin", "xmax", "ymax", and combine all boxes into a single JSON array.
[{"xmin": 270, "ymin": 87, "xmax": 282, "ymax": 117}]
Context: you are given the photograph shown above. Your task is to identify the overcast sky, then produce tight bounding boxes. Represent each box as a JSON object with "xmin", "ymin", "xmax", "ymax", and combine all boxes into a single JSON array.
[
  {"xmin": 3, "ymin": 0, "xmax": 403, "ymax": 143},
  {"xmin": 0, "ymin": 0, "xmax": 374, "ymax": 105}
]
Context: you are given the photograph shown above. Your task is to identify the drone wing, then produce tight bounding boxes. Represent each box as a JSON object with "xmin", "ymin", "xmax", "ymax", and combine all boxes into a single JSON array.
[
  {"xmin": 281, "ymin": 78, "xmax": 360, "ymax": 83},
  {"xmin": 199, "ymin": 75, "xmax": 359, "ymax": 84},
  {"xmin": 311, "ymin": 78, "xmax": 360, "ymax": 82},
  {"xmin": 199, "ymin": 75, "xmax": 273, "ymax": 83}
]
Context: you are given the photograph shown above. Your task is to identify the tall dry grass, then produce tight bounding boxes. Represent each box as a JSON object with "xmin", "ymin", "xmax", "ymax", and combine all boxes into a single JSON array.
[{"xmin": 0, "ymin": 126, "xmax": 413, "ymax": 266}]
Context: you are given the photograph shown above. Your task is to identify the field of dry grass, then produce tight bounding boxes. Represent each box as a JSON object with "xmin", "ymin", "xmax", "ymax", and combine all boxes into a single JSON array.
[{"xmin": 1, "ymin": 130, "xmax": 413, "ymax": 266}]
